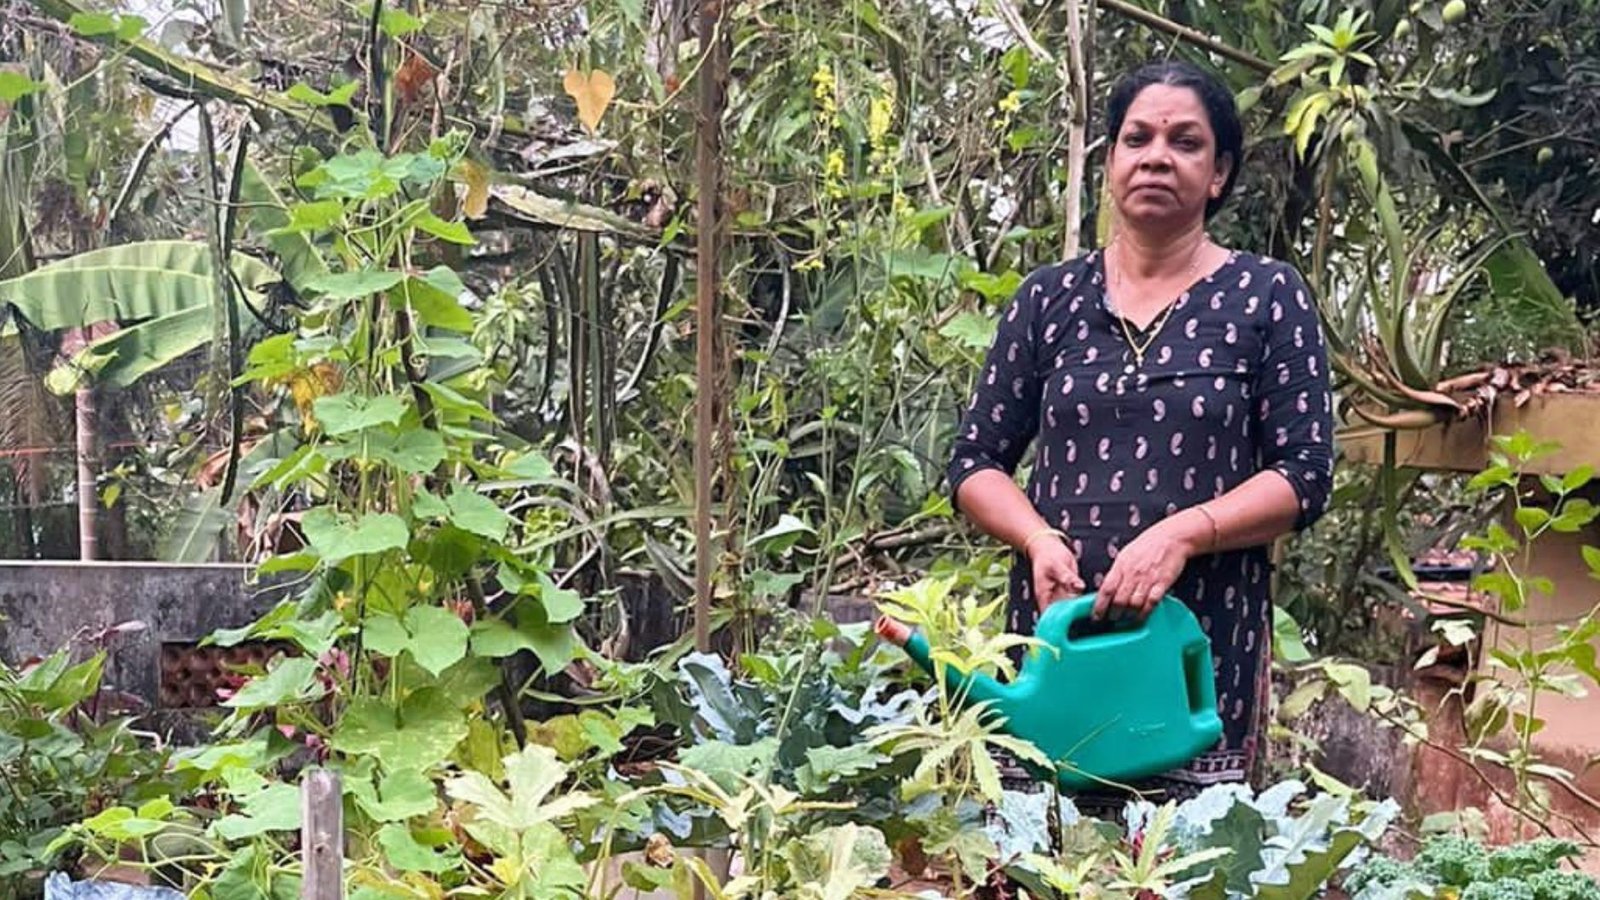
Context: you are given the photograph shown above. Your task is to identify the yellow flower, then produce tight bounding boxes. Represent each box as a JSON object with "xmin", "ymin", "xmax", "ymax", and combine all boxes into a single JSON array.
[
  {"xmin": 891, "ymin": 192, "xmax": 913, "ymax": 218},
  {"xmin": 997, "ymin": 90, "xmax": 1023, "ymax": 114},
  {"xmin": 868, "ymin": 93, "xmax": 894, "ymax": 150},
  {"xmin": 823, "ymin": 147, "xmax": 849, "ymax": 198},
  {"xmin": 811, "ymin": 63, "xmax": 835, "ymax": 98},
  {"xmin": 824, "ymin": 147, "xmax": 846, "ymax": 179},
  {"xmin": 812, "ymin": 62, "xmax": 839, "ymax": 127}
]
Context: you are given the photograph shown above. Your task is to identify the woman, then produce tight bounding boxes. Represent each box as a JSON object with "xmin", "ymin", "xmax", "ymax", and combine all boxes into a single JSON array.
[{"xmin": 947, "ymin": 60, "xmax": 1333, "ymax": 805}]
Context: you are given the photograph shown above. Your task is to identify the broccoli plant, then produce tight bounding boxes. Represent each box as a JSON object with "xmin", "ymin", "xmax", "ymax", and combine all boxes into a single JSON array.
[{"xmin": 1347, "ymin": 834, "xmax": 1600, "ymax": 900}]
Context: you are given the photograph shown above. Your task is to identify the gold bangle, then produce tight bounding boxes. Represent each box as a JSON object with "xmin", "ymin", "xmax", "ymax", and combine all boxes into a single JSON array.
[
  {"xmin": 1021, "ymin": 527, "xmax": 1065, "ymax": 558},
  {"xmin": 1193, "ymin": 504, "xmax": 1220, "ymax": 552}
]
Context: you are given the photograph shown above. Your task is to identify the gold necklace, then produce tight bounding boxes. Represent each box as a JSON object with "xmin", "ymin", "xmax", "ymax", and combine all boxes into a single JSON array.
[{"xmin": 1109, "ymin": 236, "xmax": 1209, "ymax": 367}]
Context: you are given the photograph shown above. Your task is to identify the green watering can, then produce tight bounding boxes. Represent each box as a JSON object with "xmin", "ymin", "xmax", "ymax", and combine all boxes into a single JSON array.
[{"xmin": 875, "ymin": 594, "xmax": 1223, "ymax": 791}]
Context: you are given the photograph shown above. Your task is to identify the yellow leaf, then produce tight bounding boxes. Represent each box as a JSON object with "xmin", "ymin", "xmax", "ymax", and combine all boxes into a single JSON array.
[
  {"xmin": 489, "ymin": 856, "xmax": 522, "ymax": 886},
  {"xmin": 562, "ymin": 67, "xmax": 616, "ymax": 132},
  {"xmin": 460, "ymin": 159, "xmax": 490, "ymax": 220}
]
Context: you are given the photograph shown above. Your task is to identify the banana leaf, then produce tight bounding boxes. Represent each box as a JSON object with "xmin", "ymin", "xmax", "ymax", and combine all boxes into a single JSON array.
[
  {"xmin": 238, "ymin": 160, "xmax": 327, "ymax": 293},
  {"xmin": 160, "ymin": 486, "xmax": 233, "ymax": 563},
  {"xmin": 0, "ymin": 240, "xmax": 282, "ymax": 392},
  {"xmin": 0, "ymin": 240, "xmax": 279, "ymax": 331},
  {"xmin": 44, "ymin": 304, "xmax": 246, "ymax": 393}
]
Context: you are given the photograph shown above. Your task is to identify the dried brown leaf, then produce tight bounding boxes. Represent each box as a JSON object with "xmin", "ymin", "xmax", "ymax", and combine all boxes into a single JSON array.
[{"xmin": 562, "ymin": 68, "xmax": 616, "ymax": 132}]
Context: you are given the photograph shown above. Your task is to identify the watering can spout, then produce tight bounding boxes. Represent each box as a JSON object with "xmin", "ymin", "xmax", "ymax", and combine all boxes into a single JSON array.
[{"xmin": 874, "ymin": 616, "xmax": 1011, "ymax": 708}]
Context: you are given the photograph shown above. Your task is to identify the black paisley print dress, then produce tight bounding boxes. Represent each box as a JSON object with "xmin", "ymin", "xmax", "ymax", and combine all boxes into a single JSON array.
[{"xmin": 946, "ymin": 248, "xmax": 1334, "ymax": 798}]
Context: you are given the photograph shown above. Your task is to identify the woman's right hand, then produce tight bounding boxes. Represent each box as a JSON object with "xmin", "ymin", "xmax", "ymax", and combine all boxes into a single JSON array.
[{"xmin": 1030, "ymin": 536, "xmax": 1085, "ymax": 613}]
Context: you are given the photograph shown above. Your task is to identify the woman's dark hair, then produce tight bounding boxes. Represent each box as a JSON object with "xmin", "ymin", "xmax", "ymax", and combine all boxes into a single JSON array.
[{"xmin": 1105, "ymin": 60, "xmax": 1243, "ymax": 219}]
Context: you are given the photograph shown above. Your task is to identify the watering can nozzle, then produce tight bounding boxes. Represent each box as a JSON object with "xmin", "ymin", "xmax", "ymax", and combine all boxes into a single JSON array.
[{"xmin": 874, "ymin": 616, "xmax": 912, "ymax": 647}]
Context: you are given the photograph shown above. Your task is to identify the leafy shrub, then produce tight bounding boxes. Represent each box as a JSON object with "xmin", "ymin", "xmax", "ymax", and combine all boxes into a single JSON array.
[{"xmin": 1, "ymin": 644, "xmax": 174, "ymax": 897}]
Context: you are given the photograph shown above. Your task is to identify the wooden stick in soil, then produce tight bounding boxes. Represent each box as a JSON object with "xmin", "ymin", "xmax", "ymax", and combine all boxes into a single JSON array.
[
  {"xmin": 300, "ymin": 769, "xmax": 344, "ymax": 899},
  {"xmin": 693, "ymin": 0, "xmax": 728, "ymax": 656}
]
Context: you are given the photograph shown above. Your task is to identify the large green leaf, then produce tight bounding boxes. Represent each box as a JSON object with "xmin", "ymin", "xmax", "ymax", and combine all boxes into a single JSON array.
[
  {"xmin": 347, "ymin": 767, "xmax": 441, "ymax": 823},
  {"xmin": 313, "ymin": 393, "xmax": 407, "ymax": 436},
  {"xmin": 15, "ymin": 650, "xmax": 104, "ymax": 710},
  {"xmin": 445, "ymin": 485, "xmax": 513, "ymax": 542},
  {"xmin": 534, "ymin": 574, "xmax": 584, "ymax": 624},
  {"xmin": 377, "ymin": 823, "xmax": 461, "ymax": 874},
  {"xmin": 212, "ymin": 783, "xmax": 301, "ymax": 841},
  {"xmin": 0, "ymin": 240, "xmax": 278, "ymax": 332},
  {"xmin": 783, "ymin": 823, "xmax": 894, "ymax": 898},
  {"xmin": 401, "ymin": 268, "xmax": 474, "ymax": 332},
  {"xmin": 1253, "ymin": 829, "xmax": 1366, "ymax": 900},
  {"xmin": 468, "ymin": 616, "xmax": 580, "ymax": 675},
  {"xmin": 1273, "ymin": 605, "xmax": 1313, "ymax": 664},
  {"xmin": 332, "ymin": 688, "xmax": 469, "ymax": 773},
  {"xmin": 362, "ymin": 605, "xmax": 470, "ymax": 676},
  {"xmin": 222, "ymin": 656, "xmax": 323, "ymax": 710},
  {"xmin": 676, "ymin": 652, "xmax": 764, "ymax": 744},
  {"xmin": 301, "ymin": 508, "xmax": 409, "ymax": 563},
  {"xmin": 323, "ymin": 427, "xmax": 447, "ymax": 474},
  {"xmin": 307, "ymin": 269, "xmax": 405, "ymax": 300}
]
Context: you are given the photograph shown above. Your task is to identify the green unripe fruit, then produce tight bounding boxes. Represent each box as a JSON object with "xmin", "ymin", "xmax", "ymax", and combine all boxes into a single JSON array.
[
  {"xmin": 1442, "ymin": 0, "xmax": 1468, "ymax": 25},
  {"xmin": 1537, "ymin": 146, "xmax": 1555, "ymax": 166}
]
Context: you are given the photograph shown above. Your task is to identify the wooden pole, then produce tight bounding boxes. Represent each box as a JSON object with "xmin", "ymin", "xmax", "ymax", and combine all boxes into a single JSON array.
[
  {"xmin": 692, "ymin": 0, "xmax": 727, "ymax": 656},
  {"xmin": 300, "ymin": 769, "xmax": 343, "ymax": 899}
]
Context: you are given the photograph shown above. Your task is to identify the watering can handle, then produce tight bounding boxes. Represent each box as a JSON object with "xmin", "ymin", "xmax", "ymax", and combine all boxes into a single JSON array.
[
  {"xmin": 1184, "ymin": 640, "xmax": 1219, "ymax": 718},
  {"xmin": 1047, "ymin": 594, "xmax": 1104, "ymax": 646},
  {"xmin": 1047, "ymin": 593, "xmax": 1185, "ymax": 646}
]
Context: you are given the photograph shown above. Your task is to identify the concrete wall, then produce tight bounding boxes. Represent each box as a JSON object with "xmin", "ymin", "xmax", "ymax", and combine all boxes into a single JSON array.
[{"xmin": 0, "ymin": 561, "xmax": 286, "ymax": 709}]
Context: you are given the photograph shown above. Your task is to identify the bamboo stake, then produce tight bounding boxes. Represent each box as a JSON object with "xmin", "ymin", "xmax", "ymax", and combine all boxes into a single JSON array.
[{"xmin": 73, "ymin": 377, "xmax": 96, "ymax": 560}]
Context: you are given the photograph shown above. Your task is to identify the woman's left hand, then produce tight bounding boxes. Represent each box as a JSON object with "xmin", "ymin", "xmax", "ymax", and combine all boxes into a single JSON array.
[{"xmin": 1094, "ymin": 520, "xmax": 1197, "ymax": 621}]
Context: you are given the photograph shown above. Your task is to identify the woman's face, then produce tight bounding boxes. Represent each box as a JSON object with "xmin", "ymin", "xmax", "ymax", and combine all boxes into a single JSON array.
[{"xmin": 1106, "ymin": 84, "xmax": 1231, "ymax": 234}]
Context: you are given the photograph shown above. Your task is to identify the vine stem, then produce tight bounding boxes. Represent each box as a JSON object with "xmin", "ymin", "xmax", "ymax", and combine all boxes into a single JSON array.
[
  {"xmin": 391, "ymin": 262, "xmax": 529, "ymax": 750},
  {"xmin": 1373, "ymin": 698, "xmax": 1598, "ymax": 847},
  {"xmin": 692, "ymin": 0, "xmax": 730, "ymax": 656}
]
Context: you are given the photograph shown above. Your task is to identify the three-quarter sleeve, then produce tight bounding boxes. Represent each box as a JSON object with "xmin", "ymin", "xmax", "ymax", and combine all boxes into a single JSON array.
[
  {"xmin": 945, "ymin": 267, "xmax": 1051, "ymax": 510},
  {"xmin": 1253, "ymin": 264, "xmax": 1335, "ymax": 531}
]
